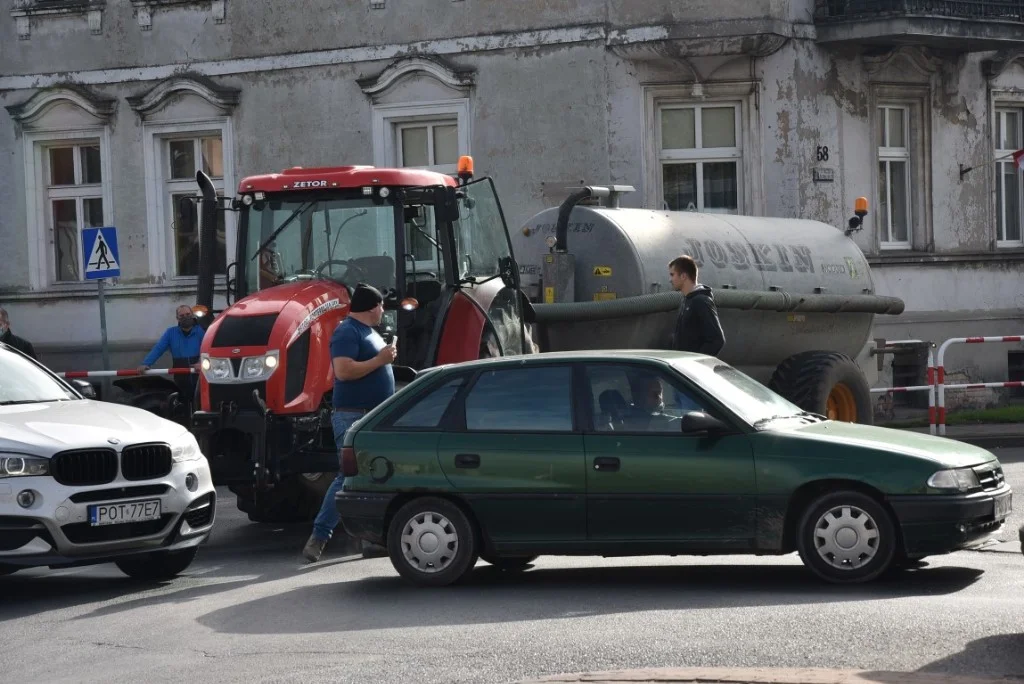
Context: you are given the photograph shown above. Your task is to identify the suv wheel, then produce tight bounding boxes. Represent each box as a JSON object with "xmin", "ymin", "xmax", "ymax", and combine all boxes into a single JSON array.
[
  {"xmin": 115, "ymin": 547, "xmax": 198, "ymax": 581},
  {"xmin": 387, "ymin": 497, "xmax": 478, "ymax": 587},
  {"xmin": 796, "ymin": 490, "xmax": 896, "ymax": 584}
]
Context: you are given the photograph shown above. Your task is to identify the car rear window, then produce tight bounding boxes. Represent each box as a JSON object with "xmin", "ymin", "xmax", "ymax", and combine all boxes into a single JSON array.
[{"xmin": 464, "ymin": 366, "xmax": 573, "ymax": 432}]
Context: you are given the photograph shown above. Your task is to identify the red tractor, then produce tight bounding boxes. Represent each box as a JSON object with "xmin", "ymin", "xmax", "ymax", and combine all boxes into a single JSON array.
[{"xmin": 186, "ymin": 157, "xmax": 535, "ymax": 522}]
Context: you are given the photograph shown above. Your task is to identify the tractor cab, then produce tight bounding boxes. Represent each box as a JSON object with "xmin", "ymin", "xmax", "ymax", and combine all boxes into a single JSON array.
[{"xmin": 221, "ymin": 158, "xmax": 531, "ymax": 378}]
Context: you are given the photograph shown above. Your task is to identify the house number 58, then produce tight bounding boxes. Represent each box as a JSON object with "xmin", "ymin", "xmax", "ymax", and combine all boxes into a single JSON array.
[{"xmin": 816, "ymin": 146, "xmax": 830, "ymax": 162}]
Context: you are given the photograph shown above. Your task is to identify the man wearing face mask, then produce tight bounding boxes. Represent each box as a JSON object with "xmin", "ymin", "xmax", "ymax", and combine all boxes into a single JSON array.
[
  {"xmin": 138, "ymin": 305, "xmax": 206, "ymax": 412},
  {"xmin": 0, "ymin": 307, "xmax": 37, "ymax": 360}
]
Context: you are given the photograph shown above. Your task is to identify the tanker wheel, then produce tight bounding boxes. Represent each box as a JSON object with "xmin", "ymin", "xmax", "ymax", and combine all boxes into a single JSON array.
[{"xmin": 768, "ymin": 351, "xmax": 873, "ymax": 425}]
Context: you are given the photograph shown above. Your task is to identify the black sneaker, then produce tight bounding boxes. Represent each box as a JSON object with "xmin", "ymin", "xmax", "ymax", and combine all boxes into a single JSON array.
[{"xmin": 302, "ymin": 535, "xmax": 328, "ymax": 563}]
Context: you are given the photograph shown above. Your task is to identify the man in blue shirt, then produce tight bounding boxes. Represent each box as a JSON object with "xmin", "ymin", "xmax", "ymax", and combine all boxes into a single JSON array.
[
  {"xmin": 303, "ymin": 284, "xmax": 396, "ymax": 562},
  {"xmin": 138, "ymin": 304, "xmax": 206, "ymax": 410}
]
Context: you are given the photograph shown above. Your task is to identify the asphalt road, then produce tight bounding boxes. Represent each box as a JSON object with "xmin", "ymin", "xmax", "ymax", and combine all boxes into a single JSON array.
[{"xmin": 1, "ymin": 448, "xmax": 1021, "ymax": 684}]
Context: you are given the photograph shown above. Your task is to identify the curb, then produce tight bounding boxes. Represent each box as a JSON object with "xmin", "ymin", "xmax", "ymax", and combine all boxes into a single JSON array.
[{"xmin": 517, "ymin": 667, "xmax": 1024, "ymax": 683}]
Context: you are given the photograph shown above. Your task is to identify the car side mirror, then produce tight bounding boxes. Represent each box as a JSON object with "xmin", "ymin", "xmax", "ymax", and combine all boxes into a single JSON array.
[{"xmin": 681, "ymin": 411, "xmax": 731, "ymax": 436}]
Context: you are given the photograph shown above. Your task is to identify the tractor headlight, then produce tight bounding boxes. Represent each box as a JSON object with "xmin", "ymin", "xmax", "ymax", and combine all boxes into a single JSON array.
[
  {"xmin": 241, "ymin": 351, "xmax": 280, "ymax": 380},
  {"xmin": 170, "ymin": 433, "xmax": 202, "ymax": 463},
  {"xmin": 927, "ymin": 468, "xmax": 981, "ymax": 492},
  {"xmin": 201, "ymin": 354, "xmax": 233, "ymax": 382}
]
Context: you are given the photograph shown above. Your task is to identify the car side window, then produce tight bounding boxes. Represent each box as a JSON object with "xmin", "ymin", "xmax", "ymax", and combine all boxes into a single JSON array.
[
  {"xmin": 464, "ymin": 366, "xmax": 573, "ymax": 432},
  {"xmin": 390, "ymin": 377, "xmax": 465, "ymax": 429},
  {"xmin": 586, "ymin": 364, "xmax": 709, "ymax": 434}
]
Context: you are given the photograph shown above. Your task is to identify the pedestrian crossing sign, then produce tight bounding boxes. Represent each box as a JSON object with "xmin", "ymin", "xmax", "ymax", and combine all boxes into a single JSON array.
[{"xmin": 82, "ymin": 226, "xmax": 120, "ymax": 280}]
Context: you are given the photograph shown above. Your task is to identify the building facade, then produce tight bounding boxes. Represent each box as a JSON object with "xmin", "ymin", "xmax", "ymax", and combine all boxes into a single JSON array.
[{"xmin": 1, "ymin": 0, "xmax": 1023, "ymax": 402}]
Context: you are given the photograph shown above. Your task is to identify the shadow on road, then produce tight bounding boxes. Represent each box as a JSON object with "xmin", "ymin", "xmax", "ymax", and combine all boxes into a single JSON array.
[
  {"xmin": 192, "ymin": 561, "xmax": 985, "ymax": 636},
  {"xmin": 857, "ymin": 633, "xmax": 1024, "ymax": 681}
]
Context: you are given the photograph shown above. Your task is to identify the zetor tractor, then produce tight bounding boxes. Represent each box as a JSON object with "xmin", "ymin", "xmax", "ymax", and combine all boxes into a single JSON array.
[{"xmin": 187, "ymin": 157, "xmax": 535, "ymax": 522}]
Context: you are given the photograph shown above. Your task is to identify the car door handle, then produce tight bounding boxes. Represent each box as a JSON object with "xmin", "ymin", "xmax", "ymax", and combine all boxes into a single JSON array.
[
  {"xmin": 454, "ymin": 453, "xmax": 480, "ymax": 468},
  {"xmin": 593, "ymin": 457, "xmax": 620, "ymax": 472}
]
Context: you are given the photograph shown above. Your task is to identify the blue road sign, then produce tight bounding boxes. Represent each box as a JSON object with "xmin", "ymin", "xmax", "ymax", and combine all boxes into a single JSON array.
[{"xmin": 82, "ymin": 226, "xmax": 120, "ymax": 280}]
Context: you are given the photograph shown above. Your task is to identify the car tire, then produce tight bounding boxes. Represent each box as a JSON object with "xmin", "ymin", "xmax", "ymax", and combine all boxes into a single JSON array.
[
  {"xmin": 387, "ymin": 497, "xmax": 478, "ymax": 587},
  {"xmin": 115, "ymin": 547, "xmax": 199, "ymax": 581},
  {"xmin": 480, "ymin": 553, "xmax": 538, "ymax": 571},
  {"xmin": 796, "ymin": 490, "xmax": 897, "ymax": 584}
]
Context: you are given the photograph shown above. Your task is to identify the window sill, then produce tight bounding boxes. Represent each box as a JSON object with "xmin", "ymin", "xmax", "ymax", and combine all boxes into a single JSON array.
[
  {"xmin": 12, "ymin": 0, "xmax": 105, "ymax": 38},
  {"xmin": 867, "ymin": 250, "xmax": 1024, "ymax": 266},
  {"xmin": 0, "ymin": 280, "xmax": 228, "ymax": 302}
]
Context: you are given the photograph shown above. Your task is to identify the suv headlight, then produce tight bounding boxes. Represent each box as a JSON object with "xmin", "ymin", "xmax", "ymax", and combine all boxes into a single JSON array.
[
  {"xmin": 171, "ymin": 433, "xmax": 202, "ymax": 463},
  {"xmin": 927, "ymin": 468, "xmax": 980, "ymax": 492},
  {"xmin": 241, "ymin": 351, "xmax": 279, "ymax": 380},
  {"xmin": 201, "ymin": 354, "xmax": 232, "ymax": 382},
  {"xmin": 0, "ymin": 454, "xmax": 49, "ymax": 478}
]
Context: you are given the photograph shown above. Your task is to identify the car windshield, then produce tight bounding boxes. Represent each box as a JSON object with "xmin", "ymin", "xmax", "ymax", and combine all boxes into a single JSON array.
[
  {"xmin": 673, "ymin": 357, "xmax": 804, "ymax": 427},
  {"xmin": 244, "ymin": 197, "xmax": 398, "ymax": 294},
  {"xmin": 0, "ymin": 349, "xmax": 78, "ymax": 405}
]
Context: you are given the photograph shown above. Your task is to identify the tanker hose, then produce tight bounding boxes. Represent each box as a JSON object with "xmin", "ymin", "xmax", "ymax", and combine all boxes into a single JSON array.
[
  {"xmin": 555, "ymin": 188, "xmax": 596, "ymax": 253},
  {"xmin": 531, "ymin": 289, "xmax": 905, "ymax": 323}
]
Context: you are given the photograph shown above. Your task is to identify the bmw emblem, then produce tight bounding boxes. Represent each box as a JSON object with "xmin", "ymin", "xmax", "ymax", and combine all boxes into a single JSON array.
[{"xmin": 107, "ymin": 438, "xmax": 120, "ymax": 445}]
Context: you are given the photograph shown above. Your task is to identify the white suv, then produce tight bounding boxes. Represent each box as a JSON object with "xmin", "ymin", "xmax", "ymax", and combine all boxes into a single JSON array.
[{"xmin": 0, "ymin": 342, "xmax": 216, "ymax": 579}]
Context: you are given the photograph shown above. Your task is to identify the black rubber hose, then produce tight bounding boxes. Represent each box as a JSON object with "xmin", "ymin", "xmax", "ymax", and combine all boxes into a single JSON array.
[
  {"xmin": 554, "ymin": 188, "xmax": 594, "ymax": 252},
  {"xmin": 531, "ymin": 289, "xmax": 905, "ymax": 323}
]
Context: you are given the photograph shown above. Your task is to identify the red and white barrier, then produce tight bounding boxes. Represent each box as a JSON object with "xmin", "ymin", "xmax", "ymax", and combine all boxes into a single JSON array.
[
  {"xmin": 870, "ymin": 339, "xmax": 937, "ymax": 435},
  {"xmin": 57, "ymin": 368, "xmax": 196, "ymax": 379},
  {"xmin": 935, "ymin": 335, "xmax": 1024, "ymax": 436}
]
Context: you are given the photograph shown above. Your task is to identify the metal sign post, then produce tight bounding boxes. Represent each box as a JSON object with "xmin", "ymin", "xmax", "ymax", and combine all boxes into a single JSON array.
[{"xmin": 82, "ymin": 226, "xmax": 121, "ymax": 371}]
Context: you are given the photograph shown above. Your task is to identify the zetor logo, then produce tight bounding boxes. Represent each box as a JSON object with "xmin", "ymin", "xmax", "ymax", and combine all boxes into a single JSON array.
[{"xmin": 292, "ymin": 180, "xmax": 327, "ymax": 189}]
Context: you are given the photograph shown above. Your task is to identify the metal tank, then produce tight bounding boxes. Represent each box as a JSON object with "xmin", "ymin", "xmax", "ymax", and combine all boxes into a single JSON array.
[{"xmin": 516, "ymin": 187, "xmax": 905, "ymax": 422}]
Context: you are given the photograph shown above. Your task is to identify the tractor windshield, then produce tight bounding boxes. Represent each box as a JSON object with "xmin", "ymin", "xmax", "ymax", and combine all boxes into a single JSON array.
[{"xmin": 243, "ymin": 197, "xmax": 398, "ymax": 295}]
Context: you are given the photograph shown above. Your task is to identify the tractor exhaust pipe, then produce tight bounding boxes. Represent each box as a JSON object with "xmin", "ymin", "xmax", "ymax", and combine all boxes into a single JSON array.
[{"xmin": 195, "ymin": 170, "xmax": 218, "ymax": 314}]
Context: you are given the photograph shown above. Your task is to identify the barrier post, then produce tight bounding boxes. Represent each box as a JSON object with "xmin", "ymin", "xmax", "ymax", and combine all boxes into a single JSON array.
[{"xmin": 935, "ymin": 335, "xmax": 1024, "ymax": 436}]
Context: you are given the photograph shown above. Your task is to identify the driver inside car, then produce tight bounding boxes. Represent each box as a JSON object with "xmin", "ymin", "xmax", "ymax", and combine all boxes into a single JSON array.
[{"xmin": 623, "ymin": 373, "xmax": 678, "ymax": 432}]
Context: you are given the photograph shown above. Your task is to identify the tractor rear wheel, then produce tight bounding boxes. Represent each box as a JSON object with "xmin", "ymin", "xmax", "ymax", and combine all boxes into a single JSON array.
[{"xmin": 768, "ymin": 351, "xmax": 873, "ymax": 424}]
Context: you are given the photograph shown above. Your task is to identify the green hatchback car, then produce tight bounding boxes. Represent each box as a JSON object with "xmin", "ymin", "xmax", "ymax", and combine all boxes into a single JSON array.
[{"xmin": 334, "ymin": 351, "xmax": 1012, "ymax": 587}]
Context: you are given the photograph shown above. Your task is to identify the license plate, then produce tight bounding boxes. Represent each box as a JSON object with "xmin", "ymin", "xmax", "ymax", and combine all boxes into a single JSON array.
[
  {"xmin": 88, "ymin": 499, "xmax": 162, "ymax": 527},
  {"xmin": 994, "ymin": 494, "xmax": 1012, "ymax": 520}
]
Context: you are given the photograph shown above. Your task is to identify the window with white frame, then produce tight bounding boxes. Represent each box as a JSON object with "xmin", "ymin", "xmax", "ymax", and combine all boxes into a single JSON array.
[
  {"xmin": 42, "ymin": 141, "xmax": 106, "ymax": 282},
  {"xmin": 877, "ymin": 105, "xmax": 912, "ymax": 248},
  {"xmin": 161, "ymin": 134, "xmax": 227, "ymax": 276},
  {"xmin": 995, "ymin": 106, "xmax": 1023, "ymax": 246},
  {"xmin": 657, "ymin": 103, "xmax": 742, "ymax": 214},
  {"xmin": 394, "ymin": 118, "xmax": 459, "ymax": 264}
]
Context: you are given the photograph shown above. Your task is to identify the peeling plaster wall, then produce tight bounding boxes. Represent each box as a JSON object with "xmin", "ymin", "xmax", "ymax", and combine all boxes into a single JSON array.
[{"xmin": 1, "ymin": 0, "xmax": 1023, "ymax": 382}]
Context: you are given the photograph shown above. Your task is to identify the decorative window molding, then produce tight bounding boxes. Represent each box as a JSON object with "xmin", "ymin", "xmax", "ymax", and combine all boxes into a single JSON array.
[
  {"xmin": 642, "ymin": 81, "xmax": 764, "ymax": 216},
  {"xmin": 130, "ymin": 0, "xmax": 225, "ymax": 30},
  {"xmin": 127, "ymin": 74, "xmax": 240, "ymax": 119},
  {"xmin": 983, "ymin": 50, "xmax": 1024, "ymax": 80},
  {"xmin": 12, "ymin": 0, "xmax": 105, "ymax": 39},
  {"xmin": 358, "ymin": 56, "xmax": 476, "ymax": 100},
  {"xmin": 5, "ymin": 84, "xmax": 116, "ymax": 129},
  {"xmin": 868, "ymin": 83, "xmax": 933, "ymax": 253},
  {"xmin": 862, "ymin": 46, "xmax": 942, "ymax": 78}
]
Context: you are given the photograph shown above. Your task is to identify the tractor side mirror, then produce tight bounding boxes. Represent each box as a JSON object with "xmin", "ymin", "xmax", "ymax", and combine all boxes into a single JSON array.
[{"xmin": 434, "ymin": 186, "xmax": 460, "ymax": 222}]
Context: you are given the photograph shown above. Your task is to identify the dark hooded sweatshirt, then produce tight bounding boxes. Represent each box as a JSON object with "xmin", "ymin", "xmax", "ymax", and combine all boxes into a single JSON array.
[{"xmin": 670, "ymin": 284, "xmax": 725, "ymax": 356}]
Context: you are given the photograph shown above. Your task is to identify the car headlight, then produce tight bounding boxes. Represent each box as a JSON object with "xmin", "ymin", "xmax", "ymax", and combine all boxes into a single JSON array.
[
  {"xmin": 170, "ymin": 433, "xmax": 202, "ymax": 463},
  {"xmin": 0, "ymin": 454, "xmax": 49, "ymax": 478},
  {"xmin": 201, "ymin": 354, "xmax": 233, "ymax": 382},
  {"xmin": 241, "ymin": 351, "xmax": 279, "ymax": 380},
  {"xmin": 927, "ymin": 468, "xmax": 980, "ymax": 492}
]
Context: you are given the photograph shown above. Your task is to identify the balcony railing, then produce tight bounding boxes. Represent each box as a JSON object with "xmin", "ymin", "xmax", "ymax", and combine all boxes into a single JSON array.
[{"xmin": 818, "ymin": 0, "xmax": 1024, "ymax": 21}]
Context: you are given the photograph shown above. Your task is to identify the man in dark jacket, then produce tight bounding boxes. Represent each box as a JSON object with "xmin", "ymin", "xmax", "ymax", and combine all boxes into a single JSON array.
[
  {"xmin": 0, "ymin": 307, "xmax": 37, "ymax": 360},
  {"xmin": 668, "ymin": 255, "xmax": 725, "ymax": 357}
]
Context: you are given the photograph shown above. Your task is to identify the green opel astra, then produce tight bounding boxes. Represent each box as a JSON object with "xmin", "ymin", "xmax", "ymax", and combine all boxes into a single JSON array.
[{"xmin": 334, "ymin": 350, "xmax": 1012, "ymax": 587}]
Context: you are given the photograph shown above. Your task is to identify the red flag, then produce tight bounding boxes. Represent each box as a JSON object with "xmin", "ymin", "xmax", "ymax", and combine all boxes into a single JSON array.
[{"xmin": 1014, "ymin": 149, "xmax": 1024, "ymax": 170}]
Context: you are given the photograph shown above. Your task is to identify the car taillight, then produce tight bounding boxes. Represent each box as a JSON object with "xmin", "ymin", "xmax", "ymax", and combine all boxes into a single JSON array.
[{"xmin": 340, "ymin": 447, "xmax": 358, "ymax": 477}]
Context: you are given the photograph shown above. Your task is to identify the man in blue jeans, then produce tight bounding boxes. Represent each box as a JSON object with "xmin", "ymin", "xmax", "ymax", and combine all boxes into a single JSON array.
[{"xmin": 302, "ymin": 284, "xmax": 396, "ymax": 562}]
